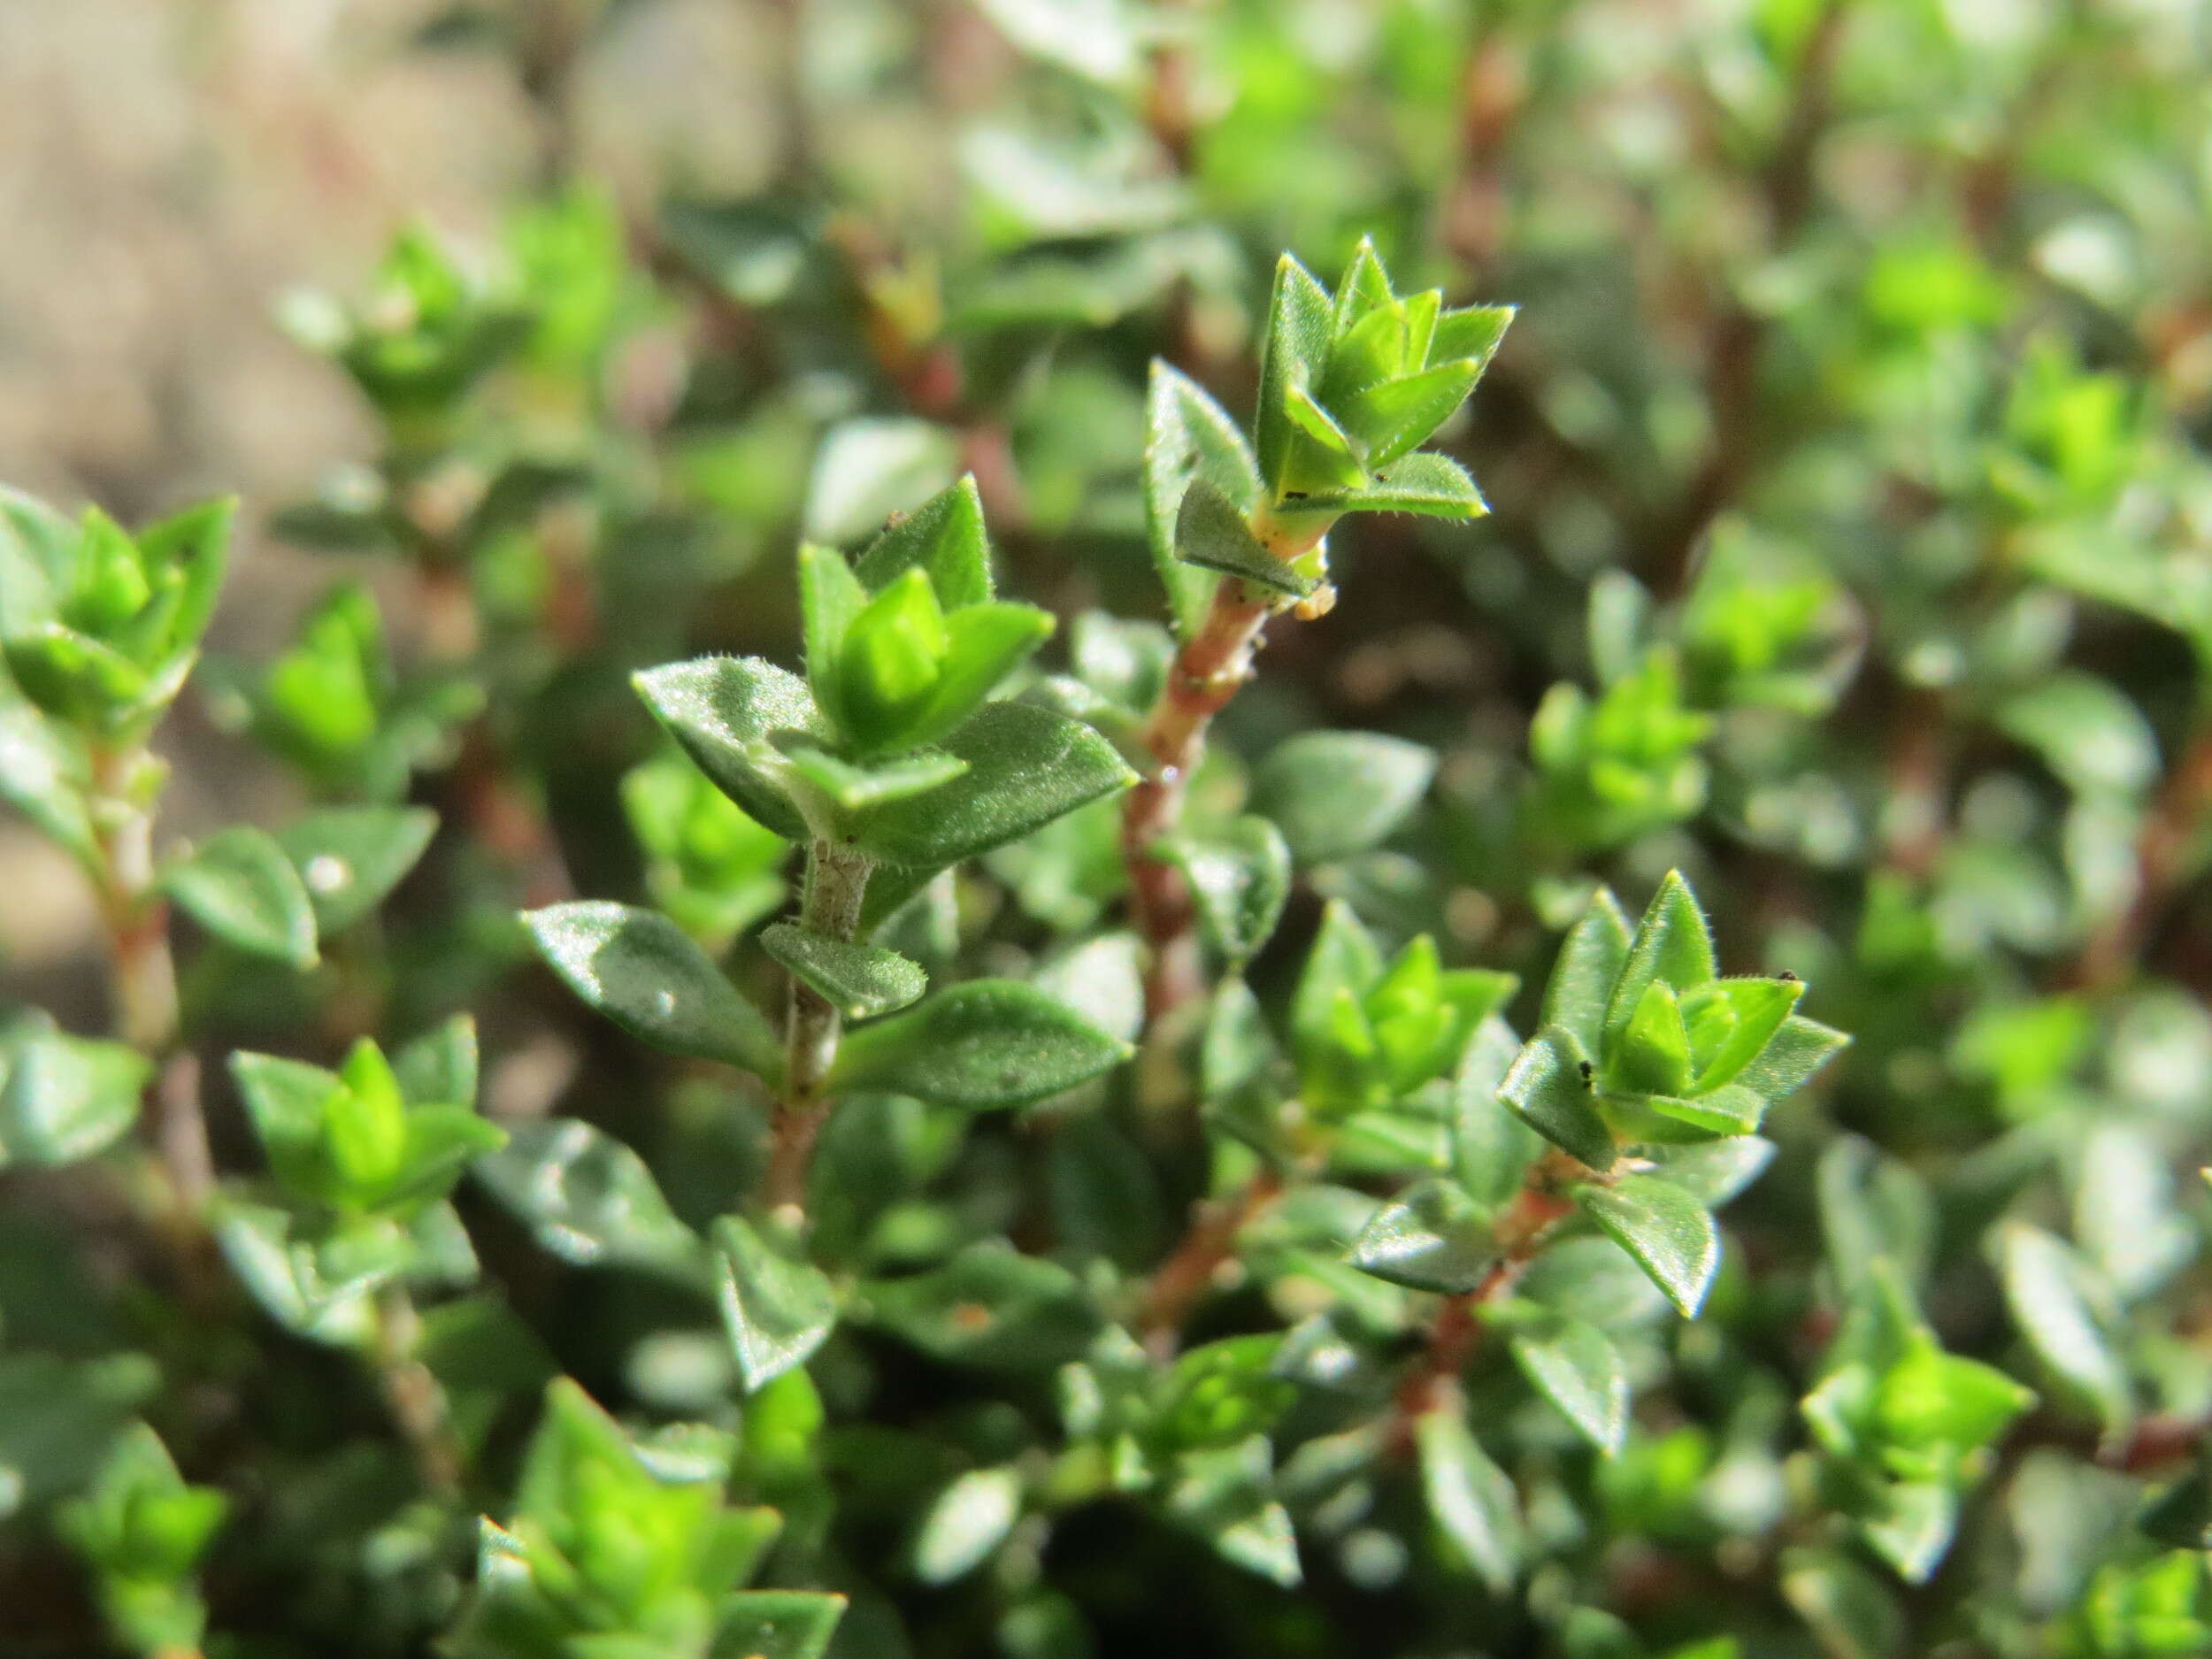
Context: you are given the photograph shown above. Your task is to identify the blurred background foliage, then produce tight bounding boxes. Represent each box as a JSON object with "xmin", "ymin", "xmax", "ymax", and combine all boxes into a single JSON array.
[{"xmin": 8, "ymin": 0, "xmax": 2212, "ymax": 1655}]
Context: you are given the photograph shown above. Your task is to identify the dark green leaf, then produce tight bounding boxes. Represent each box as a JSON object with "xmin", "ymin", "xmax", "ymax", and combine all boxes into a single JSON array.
[
  {"xmin": 1254, "ymin": 253, "xmax": 1339, "ymax": 500},
  {"xmin": 1510, "ymin": 1319, "xmax": 1628, "ymax": 1455},
  {"xmin": 1541, "ymin": 887, "xmax": 1631, "ymax": 1054},
  {"xmin": 1780, "ymin": 1548, "xmax": 1903, "ymax": 1659},
  {"xmin": 1997, "ymin": 1224, "xmax": 2131, "ymax": 1433},
  {"xmin": 715, "ymin": 1591, "xmax": 849, "ymax": 1659},
  {"xmin": 1601, "ymin": 872, "xmax": 1716, "ymax": 1051},
  {"xmin": 274, "ymin": 806, "xmax": 437, "ymax": 933},
  {"xmin": 393, "ymin": 1015, "xmax": 478, "ymax": 1109},
  {"xmin": 1160, "ymin": 816, "xmax": 1291, "ymax": 963},
  {"xmin": 1173, "ymin": 479, "xmax": 1315, "ymax": 598},
  {"xmin": 1348, "ymin": 1179, "xmax": 1496, "ymax": 1294},
  {"xmin": 760, "ymin": 923, "xmax": 926, "ymax": 1020},
  {"xmin": 1291, "ymin": 452, "xmax": 1488, "ymax": 518},
  {"xmin": 854, "ymin": 474, "xmax": 994, "ymax": 609},
  {"xmin": 473, "ymin": 1119, "xmax": 707, "ymax": 1285},
  {"xmin": 523, "ymin": 902, "xmax": 781, "ymax": 1079},
  {"xmin": 1575, "ymin": 1175, "xmax": 1718, "ymax": 1317},
  {"xmin": 635, "ymin": 656, "xmax": 825, "ymax": 841},
  {"xmin": 1146, "ymin": 361, "xmax": 1260, "ymax": 637},
  {"xmin": 852, "ymin": 702, "xmax": 1136, "ymax": 921},
  {"xmin": 1252, "ymin": 731, "xmax": 1435, "ymax": 864},
  {"xmin": 1417, "ymin": 1412, "xmax": 1521, "ymax": 1595},
  {"xmin": 830, "ymin": 980, "xmax": 1131, "ymax": 1110},
  {"xmin": 864, "ymin": 1243, "xmax": 1098, "ymax": 1370},
  {"xmin": 1499, "ymin": 1027, "xmax": 1615, "ymax": 1171},
  {"xmin": 713, "ymin": 1216, "xmax": 838, "ymax": 1394},
  {"xmin": 165, "ymin": 826, "xmax": 319, "ymax": 969},
  {"xmin": 0, "ymin": 1030, "xmax": 150, "ymax": 1168}
]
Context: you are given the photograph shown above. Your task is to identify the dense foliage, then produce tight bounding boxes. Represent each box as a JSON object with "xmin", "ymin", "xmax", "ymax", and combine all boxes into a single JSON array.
[{"xmin": 5, "ymin": 2, "xmax": 2212, "ymax": 1655}]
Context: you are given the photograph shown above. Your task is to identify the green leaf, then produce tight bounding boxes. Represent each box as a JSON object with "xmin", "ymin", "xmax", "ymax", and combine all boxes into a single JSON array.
[
  {"xmin": 1611, "ymin": 979, "xmax": 1694, "ymax": 1096},
  {"xmin": 0, "ymin": 1030, "xmax": 150, "ymax": 1168},
  {"xmin": 760, "ymin": 922, "xmax": 926, "ymax": 1020},
  {"xmin": 1432, "ymin": 303, "xmax": 1515, "ymax": 368},
  {"xmin": 1340, "ymin": 357, "xmax": 1486, "ymax": 469},
  {"xmin": 1781, "ymin": 1548, "xmax": 1904, "ymax": 1659},
  {"xmin": 1998, "ymin": 672, "xmax": 2159, "ymax": 799},
  {"xmin": 274, "ymin": 806, "xmax": 437, "ymax": 933},
  {"xmin": 1145, "ymin": 361, "xmax": 1261, "ymax": 637},
  {"xmin": 1290, "ymin": 900, "xmax": 1383, "ymax": 1086},
  {"xmin": 1165, "ymin": 1435, "xmax": 1302, "ymax": 1586},
  {"xmin": 777, "ymin": 741, "xmax": 969, "ymax": 812},
  {"xmin": 838, "ymin": 567, "xmax": 949, "ymax": 751},
  {"xmin": 830, "ymin": 980, "xmax": 1131, "ymax": 1110},
  {"xmin": 1499, "ymin": 1027, "xmax": 1616, "ymax": 1171},
  {"xmin": 1641, "ymin": 1083, "xmax": 1767, "ymax": 1138},
  {"xmin": 0, "ymin": 703, "xmax": 96, "ymax": 860},
  {"xmin": 913, "ymin": 1465, "xmax": 1024, "ymax": 1584},
  {"xmin": 1453, "ymin": 1020, "xmax": 1540, "ymax": 1208},
  {"xmin": 1280, "ymin": 384, "xmax": 1369, "ymax": 492},
  {"xmin": 712, "ymin": 1216, "xmax": 838, "ymax": 1394},
  {"xmin": 1252, "ymin": 731, "xmax": 1435, "ymax": 864},
  {"xmin": 803, "ymin": 418, "xmax": 961, "ymax": 548},
  {"xmin": 864, "ymin": 1242, "xmax": 1098, "ymax": 1370},
  {"xmin": 796, "ymin": 541, "xmax": 870, "ymax": 734},
  {"xmin": 1997, "ymin": 1223, "xmax": 2132, "ymax": 1433},
  {"xmin": 1348, "ymin": 1179, "xmax": 1496, "ymax": 1293},
  {"xmin": 715, "ymin": 1591, "xmax": 849, "ymax": 1659},
  {"xmin": 472, "ymin": 1119, "xmax": 708, "ymax": 1285},
  {"xmin": 393, "ymin": 1015, "xmax": 478, "ymax": 1110},
  {"xmin": 0, "ymin": 1348, "xmax": 159, "ymax": 1511},
  {"xmin": 1159, "ymin": 816, "xmax": 1291, "ymax": 964},
  {"xmin": 849, "ymin": 702, "xmax": 1136, "ymax": 916},
  {"xmin": 1291, "ymin": 452, "xmax": 1489, "ymax": 518},
  {"xmin": 164, "ymin": 826, "xmax": 319, "ymax": 968},
  {"xmin": 1541, "ymin": 887, "xmax": 1632, "ymax": 1055},
  {"xmin": 1602, "ymin": 872, "xmax": 1716, "ymax": 1051},
  {"xmin": 635, "ymin": 656, "xmax": 826, "ymax": 841},
  {"xmin": 1416, "ymin": 1411, "xmax": 1521, "ymax": 1595},
  {"xmin": 1254, "ymin": 253, "xmax": 1339, "ymax": 501},
  {"xmin": 1575, "ymin": 1175, "xmax": 1718, "ymax": 1317},
  {"xmin": 1682, "ymin": 976, "xmax": 1805, "ymax": 1093},
  {"xmin": 523, "ymin": 902, "xmax": 781, "ymax": 1080},
  {"xmin": 1510, "ymin": 1318, "xmax": 1628, "ymax": 1455},
  {"xmin": 1032, "ymin": 931, "xmax": 1146, "ymax": 1046},
  {"xmin": 854, "ymin": 474, "xmax": 994, "ymax": 609},
  {"xmin": 1173, "ymin": 479, "xmax": 1315, "ymax": 598},
  {"xmin": 1732, "ymin": 1015, "xmax": 1849, "ymax": 1102}
]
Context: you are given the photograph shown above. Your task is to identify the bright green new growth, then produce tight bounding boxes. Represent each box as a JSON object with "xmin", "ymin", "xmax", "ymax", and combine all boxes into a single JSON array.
[
  {"xmin": 57, "ymin": 1424, "xmax": 227, "ymax": 1659},
  {"xmin": 0, "ymin": 491, "xmax": 230, "ymax": 738},
  {"xmin": 448, "ymin": 1378, "xmax": 843, "ymax": 1659},
  {"xmin": 1503, "ymin": 873, "xmax": 1847, "ymax": 1163},
  {"xmin": 4, "ymin": 5, "xmax": 2209, "ymax": 1645}
]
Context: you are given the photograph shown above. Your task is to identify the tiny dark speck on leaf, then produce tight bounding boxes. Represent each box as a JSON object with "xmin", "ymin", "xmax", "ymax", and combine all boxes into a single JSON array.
[{"xmin": 1778, "ymin": 970, "xmax": 1799, "ymax": 981}]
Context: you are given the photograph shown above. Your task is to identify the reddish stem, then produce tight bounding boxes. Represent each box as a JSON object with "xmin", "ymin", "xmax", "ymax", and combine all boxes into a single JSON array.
[
  {"xmin": 1141, "ymin": 1166, "xmax": 1286, "ymax": 1356},
  {"xmin": 1392, "ymin": 1156, "xmax": 1584, "ymax": 1442},
  {"xmin": 1121, "ymin": 580, "xmax": 1282, "ymax": 1021}
]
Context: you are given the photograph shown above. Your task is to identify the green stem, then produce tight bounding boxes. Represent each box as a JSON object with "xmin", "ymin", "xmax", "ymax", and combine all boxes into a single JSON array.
[
  {"xmin": 373, "ymin": 1283, "xmax": 465, "ymax": 1494},
  {"xmin": 88, "ymin": 746, "xmax": 214, "ymax": 1230},
  {"xmin": 766, "ymin": 838, "xmax": 872, "ymax": 1221}
]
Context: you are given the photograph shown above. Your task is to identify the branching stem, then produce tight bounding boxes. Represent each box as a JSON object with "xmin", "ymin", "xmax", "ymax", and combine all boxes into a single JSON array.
[{"xmin": 1392, "ymin": 1151, "xmax": 1586, "ymax": 1440}]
